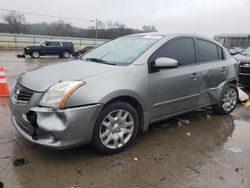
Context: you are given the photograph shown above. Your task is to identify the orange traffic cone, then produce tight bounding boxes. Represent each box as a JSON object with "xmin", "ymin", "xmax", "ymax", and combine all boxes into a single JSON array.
[{"xmin": 0, "ymin": 66, "xmax": 10, "ymax": 97}]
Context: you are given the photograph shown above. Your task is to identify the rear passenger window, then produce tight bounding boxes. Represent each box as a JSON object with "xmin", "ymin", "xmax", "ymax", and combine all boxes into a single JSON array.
[
  {"xmin": 46, "ymin": 42, "xmax": 61, "ymax": 46},
  {"xmin": 197, "ymin": 39, "xmax": 219, "ymax": 63},
  {"xmin": 152, "ymin": 38, "xmax": 196, "ymax": 66}
]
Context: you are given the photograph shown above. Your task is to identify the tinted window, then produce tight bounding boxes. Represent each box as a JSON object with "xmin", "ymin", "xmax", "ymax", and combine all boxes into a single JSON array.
[
  {"xmin": 46, "ymin": 42, "xmax": 61, "ymax": 46},
  {"xmin": 152, "ymin": 38, "xmax": 196, "ymax": 66},
  {"xmin": 197, "ymin": 39, "xmax": 219, "ymax": 62}
]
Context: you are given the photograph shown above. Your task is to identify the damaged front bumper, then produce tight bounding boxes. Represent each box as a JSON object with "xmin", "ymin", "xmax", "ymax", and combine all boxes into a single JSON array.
[{"xmin": 10, "ymin": 104, "xmax": 102, "ymax": 149}]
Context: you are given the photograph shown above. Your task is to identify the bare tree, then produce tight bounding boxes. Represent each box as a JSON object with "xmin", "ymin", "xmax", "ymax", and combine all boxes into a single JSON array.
[
  {"xmin": 97, "ymin": 20, "xmax": 106, "ymax": 30},
  {"xmin": 49, "ymin": 20, "xmax": 74, "ymax": 36},
  {"xmin": 3, "ymin": 11, "xmax": 26, "ymax": 33},
  {"xmin": 142, "ymin": 25, "xmax": 157, "ymax": 32}
]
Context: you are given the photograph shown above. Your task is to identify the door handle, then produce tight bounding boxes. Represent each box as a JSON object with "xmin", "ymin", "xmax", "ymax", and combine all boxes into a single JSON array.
[
  {"xmin": 220, "ymin": 66, "xmax": 228, "ymax": 73},
  {"xmin": 190, "ymin": 72, "xmax": 199, "ymax": 80}
]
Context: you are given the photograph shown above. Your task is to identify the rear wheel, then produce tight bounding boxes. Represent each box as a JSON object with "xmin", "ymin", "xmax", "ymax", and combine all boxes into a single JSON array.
[
  {"xmin": 212, "ymin": 84, "xmax": 238, "ymax": 114},
  {"xmin": 62, "ymin": 51, "xmax": 70, "ymax": 58},
  {"xmin": 92, "ymin": 101, "xmax": 139, "ymax": 154},
  {"xmin": 31, "ymin": 51, "xmax": 40, "ymax": 58}
]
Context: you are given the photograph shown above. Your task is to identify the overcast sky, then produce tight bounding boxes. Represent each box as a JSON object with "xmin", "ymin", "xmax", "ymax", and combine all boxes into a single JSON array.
[{"xmin": 0, "ymin": 0, "xmax": 250, "ymax": 37}]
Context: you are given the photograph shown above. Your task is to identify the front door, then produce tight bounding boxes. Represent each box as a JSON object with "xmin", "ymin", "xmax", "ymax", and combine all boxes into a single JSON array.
[{"xmin": 149, "ymin": 38, "xmax": 202, "ymax": 120}]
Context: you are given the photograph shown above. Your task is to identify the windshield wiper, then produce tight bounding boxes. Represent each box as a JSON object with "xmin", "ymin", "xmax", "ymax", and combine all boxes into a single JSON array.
[{"xmin": 85, "ymin": 58, "xmax": 116, "ymax": 65}]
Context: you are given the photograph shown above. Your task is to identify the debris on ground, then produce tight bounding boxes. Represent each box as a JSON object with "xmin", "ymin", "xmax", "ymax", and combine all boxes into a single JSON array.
[
  {"xmin": 242, "ymin": 102, "xmax": 250, "ymax": 107},
  {"xmin": 13, "ymin": 158, "xmax": 30, "ymax": 166},
  {"xmin": 219, "ymin": 176, "xmax": 224, "ymax": 180},
  {"xmin": 227, "ymin": 146, "xmax": 243, "ymax": 153},
  {"xmin": 116, "ymin": 160, "xmax": 125, "ymax": 165},
  {"xmin": 154, "ymin": 157, "xmax": 162, "ymax": 164},
  {"xmin": 17, "ymin": 54, "xmax": 25, "ymax": 58},
  {"xmin": 186, "ymin": 132, "xmax": 191, "ymax": 136},
  {"xmin": 194, "ymin": 109, "xmax": 213, "ymax": 119},
  {"xmin": 160, "ymin": 176, "xmax": 167, "ymax": 181},
  {"xmin": 235, "ymin": 167, "xmax": 243, "ymax": 172},
  {"xmin": 206, "ymin": 114, "xmax": 212, "ymax": 119},
  {"xmin": 241, "ymin": 179, "xmax": 244, "ymax": 183},
  {"xmin": 187, "ymin": 165, "xmax": 200, "ymax": 175},
  {"xmin": 75, "ymin": 168, "xmax": 82, "ymax": 175},
  {"xmin": 176, "ymin": 118, "xmax": 190, "ymax": 125},
  {"xmin": 177, "ymin": 121, "xmax": 183, "ymax": 127},
  {"xmin": 0, "ymin": 156, "xmax": 10, "ymax": 159},
  {"xmin": 238, "ymin": 87, "xmax": 249, "ymax": 103},
  {"xmin": 133, "ymin": 158, "xmax": 138, "ymax": 161}
]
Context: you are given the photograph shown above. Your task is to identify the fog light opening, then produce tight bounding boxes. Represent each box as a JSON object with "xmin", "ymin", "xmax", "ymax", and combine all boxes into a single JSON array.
[
  {"xmin": 26, "ymin": 111, "xmax": 38, "ymax": 140},
  {"xmin": 50, "ymin": 133, "xmax": 60, "ymax": 142}
]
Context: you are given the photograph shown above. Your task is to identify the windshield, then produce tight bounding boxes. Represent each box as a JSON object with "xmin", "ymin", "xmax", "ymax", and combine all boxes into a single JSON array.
[
  {"xmin": 38, "ymin": 41, "xmax": 45, "ymax": 46},
  {"xmin": 241, "ymin": 47, "xmax": 250, "ymax": 55},
  {"xmin": 81, "ymin": 35, "xmax": 162, "ymax": 65}
]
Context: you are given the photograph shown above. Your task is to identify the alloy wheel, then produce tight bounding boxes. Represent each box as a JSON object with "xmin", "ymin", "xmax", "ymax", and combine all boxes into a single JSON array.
[
  {"xmin": 222, "ymin": 87, "xmax": 237, "ymax": 112},
  {"xmin": 99, "ymin": 109, "xmax": 134, "ymax": 149}
]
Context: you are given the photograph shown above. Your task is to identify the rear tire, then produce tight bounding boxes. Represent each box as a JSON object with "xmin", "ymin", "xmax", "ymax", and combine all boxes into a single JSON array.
[
  {"xmin": 212, "ymin": 83, "xmax": 238, "ymax": 114},
  {"xmin": 91, "ymin": 101, "xmax": 139, "ymax": 154},
  {"xmin": 31, "ymin": 51, "xmax": 40, "ymax": 58},
  {"xmin": 62, "ymin": 51, "xmax": 70, "ymax": 58}
]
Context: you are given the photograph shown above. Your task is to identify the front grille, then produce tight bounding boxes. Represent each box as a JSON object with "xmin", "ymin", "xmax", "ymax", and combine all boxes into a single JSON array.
[
  {"xmin": 240, "ymin": 65, "xmax": 250, "ymax": 74},
  {"xmin": 13, "ymin": 84, "xmax": 34, "ymax": 103}
]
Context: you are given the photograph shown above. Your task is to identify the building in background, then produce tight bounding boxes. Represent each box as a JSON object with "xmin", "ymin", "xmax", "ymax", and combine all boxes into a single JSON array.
[{"xmin": 214, "ymin": 33, "xmax": 250, "ymax": 49}]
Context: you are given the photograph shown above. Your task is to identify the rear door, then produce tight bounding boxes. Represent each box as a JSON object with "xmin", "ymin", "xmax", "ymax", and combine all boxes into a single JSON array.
[
  {"xmin": 44, "ymin": 42, "xmax": 61, "ymax": 55},
  {"xmin": 195, "ymin": 38, "xmax": 229, "ymax": 105},
  {"xmin": 149, "ymin": 37, "xmax": 202, "ymax": 119}
]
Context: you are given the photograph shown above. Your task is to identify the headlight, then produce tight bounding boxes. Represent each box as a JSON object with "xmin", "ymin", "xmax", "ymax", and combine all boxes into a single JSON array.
[
  {"xmin": 26, "ymin": 48, "xmax": 30, "ymax": 50},
  {"xmin": 39, "ymin": 81, "xmax": 86, "ymax": 109}
]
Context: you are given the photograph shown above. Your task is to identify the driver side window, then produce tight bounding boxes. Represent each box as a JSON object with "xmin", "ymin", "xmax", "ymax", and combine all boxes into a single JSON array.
[{"xmin": 150, "ymin": 38, "xmax": 196, "ymax": 66}]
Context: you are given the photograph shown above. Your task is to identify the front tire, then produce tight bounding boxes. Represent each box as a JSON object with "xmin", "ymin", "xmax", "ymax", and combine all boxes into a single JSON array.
[
  {"xmin": 92, "ymin": 101, "xmax": 139, "ymax": 154},
  {"xmin": 212, "ymin": 83, "xmax": 238, "ymax": 114},
  {"xmin": 31, "ymin": 51, "xmax": 40, "ymax": 58}
]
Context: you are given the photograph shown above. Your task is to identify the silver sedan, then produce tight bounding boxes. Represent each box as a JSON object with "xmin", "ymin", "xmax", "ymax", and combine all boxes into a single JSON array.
[{"xmin": 9, "ymin": 33, "xmax": 239, "ymax": 154}]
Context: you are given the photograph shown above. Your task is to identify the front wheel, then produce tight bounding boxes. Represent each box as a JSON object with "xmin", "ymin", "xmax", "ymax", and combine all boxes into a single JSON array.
[
  {"xmin": 212, "ymin": 84, "xmax": 238, "ymax": 114},
  {"xmin": 31, "ymin": 51, "xmax": 40, "ymax": 58},
  {"xmin": 91, "ymin": 101, "xmax": 139, "ymax": 154}
]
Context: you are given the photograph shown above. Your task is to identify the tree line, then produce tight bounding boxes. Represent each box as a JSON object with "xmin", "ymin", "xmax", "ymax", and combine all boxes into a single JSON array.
[{"xmin": 0, "ymin": 11, "xmax": 158, "ymax": 39}]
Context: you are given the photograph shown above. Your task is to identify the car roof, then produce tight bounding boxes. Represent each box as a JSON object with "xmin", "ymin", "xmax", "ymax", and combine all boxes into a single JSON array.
[
  {"xmin": 129, "ymin": 32, "xmax": 212, "ymax": 40},
  {"xmin": 127, "ymin": 32, "xmax": 223, "ymax": 47}
]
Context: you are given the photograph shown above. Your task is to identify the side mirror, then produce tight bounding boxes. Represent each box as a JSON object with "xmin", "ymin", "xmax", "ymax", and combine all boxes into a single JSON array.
[
  {"xmin": 41, "ymin": 44, "xmax": 45, "ymax": 47},
  {"xmin": 154, "ymin": 57, "xmax": 178, "ymax": 69}
]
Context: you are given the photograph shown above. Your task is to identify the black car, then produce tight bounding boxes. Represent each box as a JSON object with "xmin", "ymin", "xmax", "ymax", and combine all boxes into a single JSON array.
[
  {"xmin": 234, "ymin": 46, "xmax": 250, "ymax": 85},
  {"xmin": 23, "ymin": 41, "xmax": 74, "ymax": 58}
]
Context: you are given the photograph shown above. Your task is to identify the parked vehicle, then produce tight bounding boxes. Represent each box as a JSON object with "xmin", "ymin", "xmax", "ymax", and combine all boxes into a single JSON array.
[
  {"xmin": 234, "ymin": 46, "xmax": 250, "ymax": 85},
  {"xmin": 73, "ymin": 46, "xmax": 94, "ymax": 57},
  {"xmin": 22, "ymin": 41, "xmax": 74, "ymax": 58},
  {"xmin": 228, "ymin": 46, "xmax": 244, "ymax": 55},
  {"xmin": 9, "ymin": 33, "xmax": 239, "ymax": 154}
]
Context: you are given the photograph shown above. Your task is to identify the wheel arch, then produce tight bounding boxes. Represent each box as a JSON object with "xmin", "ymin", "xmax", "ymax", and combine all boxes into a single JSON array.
[{"xmin": 101, "ymin": 95, "xmax": 146, "ymax": 132}]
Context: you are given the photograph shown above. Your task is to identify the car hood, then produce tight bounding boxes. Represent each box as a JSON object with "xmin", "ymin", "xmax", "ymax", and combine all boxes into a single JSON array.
[
  {"xmin": 234, "ymin": 54, "xmax": 250, "ymax": 64},
  {"xmin": 18, "ymin": 60, "xmax": 121, "ymax": 92}
]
